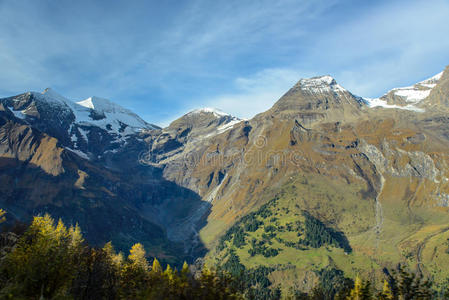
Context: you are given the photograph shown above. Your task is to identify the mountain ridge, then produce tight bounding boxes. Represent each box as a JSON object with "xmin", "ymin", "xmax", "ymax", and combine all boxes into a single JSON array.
[
  {"xmin": 1, "ymin": 65, "xmax": 449, "ymax": 292},
  {"xmin": 7, "ymin": 67, "xmax": 446, "ymax": 130}
]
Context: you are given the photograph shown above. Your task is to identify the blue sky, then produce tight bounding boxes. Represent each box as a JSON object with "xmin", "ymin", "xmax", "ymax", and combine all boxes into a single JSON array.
[{"xmin": 0, "ymin": 0, "xmax": 448, "ymax": 126}]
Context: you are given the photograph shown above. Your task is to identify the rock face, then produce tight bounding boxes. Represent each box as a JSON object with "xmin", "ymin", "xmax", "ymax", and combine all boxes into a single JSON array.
[
  {"xmin": 266, "ymin": 75, "xmax": 366, "ymax": 125},
  {"xmin": 149, "ymin": 108, "xmax": 241, "ymax": 164},
  {"xmin": 423, "ymin": 66, "xmax": 449, "ymax": 110},
  {"xmin": 1, "ymin": 66, "xmax": 449, "ymax": 285}
]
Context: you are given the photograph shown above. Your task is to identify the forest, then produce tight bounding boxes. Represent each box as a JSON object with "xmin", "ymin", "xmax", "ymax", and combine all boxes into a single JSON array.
[{"xmin": 0, "ymin": 210, "xmax": 447, "ymax": 299}]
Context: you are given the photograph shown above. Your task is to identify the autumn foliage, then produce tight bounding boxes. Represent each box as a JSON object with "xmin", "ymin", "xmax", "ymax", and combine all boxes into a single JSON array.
[
  {"xmin": 0, "ymin": 213, "xmax": 446, "ymax": 299},
  {"xmin": 0, "ymin": 214, "xmax": 241, "ymax": 299}
]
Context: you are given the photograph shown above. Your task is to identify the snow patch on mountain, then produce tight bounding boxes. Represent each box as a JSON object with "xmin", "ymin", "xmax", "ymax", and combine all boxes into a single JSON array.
[
  {"xmin": 366, "ymin": 70, "xmax": 443, "ymax": 112},
  {"xmin": 299, "ymin": 75, "xmax": 346, "ymax": 94},
  {"xmin": 65, "ymin": 147, "xmax": 90, "ymax": 160},
  {"xmin": 1, "ymin": 88, "xmax": 160, "ymax": 158},
  {"xmin": 178, "ymin": 107, "xmax": 243, "ymax": 140},
  {"xmin": 390, "ymin": 72, "xmax": 442, "ymax": 103},
  {"xmin": 31, "ymin": 89, "xmax": 157, "ymax": 136},
  {"xmin": 365, "ymin": 98, "xmax": 425, "ymax": 112},
  {"xmin": 185, "ymin": 108, "xmax": 243, "ymax": 137},
  {"xmin": 217, "ymin": 118, "xmax": 242, "ymax": 134},
  {"xmin": 77, "ymin": 96, "xmax": 141, "ymax": 118},
  {"xmin": 187, "ymin": 107, "xmax": 230, "ymax": 118},
  {"xmin": 393, "ymin": 89, "xmax": 431, "ymax": 103},
  {"xmin": 8, "ymin": 107, "xmax": 26, "ymax": 119},
  {"xmin": 414, "ymin": 71, "xmax": 442, "ymax": 89},
  {"xmin": 74, "ymin": 96, "xmax": 154, "ymax": 134}
]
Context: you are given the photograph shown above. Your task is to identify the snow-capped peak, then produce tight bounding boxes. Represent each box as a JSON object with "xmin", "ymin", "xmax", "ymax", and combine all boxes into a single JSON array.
[
  {"xmin": 365, "ymin": 69, "xmax": 444, "ymax": 112},
  {"xmin": 301, "ymin": 75, "xmax": 335, "ymax": 85},
  {"xmin": 298, "ymin": 75, "xmax": 346, "ymax": 93},
  {"xmin": 73, "ymin": 96, "xmax": 156, "ymax": 133},
  {"xmin": 181, "ymin": 107, "xmax": 242, "ymax": 136},
  {"xmin": 76, "ymin": 96, "xmax": 101, "ymax": 110},
  {"xmin": 187, "ymin": 107, "xmax": 231, "ymax": 118},
  {"xmin": 30, "ymin": 87, "xmax": 73, "ymax": 107},
  {"xmin": 28, "ymin": 88, "xmax": 157, "ymax": 133}
]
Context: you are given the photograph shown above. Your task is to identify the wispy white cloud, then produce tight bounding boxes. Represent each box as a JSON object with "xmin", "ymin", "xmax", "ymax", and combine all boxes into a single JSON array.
[
  {"xmin": 158, "ymin": 0, "xmax": 336, "ymax": 58},
  {"xmin": 157, "ymin": 68, "xmax": 306, "ymax": 126},
  {"xmin": 311, "ymin": 0, "xmax": 449, "ymax": 97},
  {"xmin": 0, "ymin": 0, "xmax": 447, "ymax": 126},
  {"xmin": 195, "ymin": 68, "xmax": 306, "ymax": 120},
  {"xmin": 197, "ymin": 0, "xmax": 449, "ymax": 120}
]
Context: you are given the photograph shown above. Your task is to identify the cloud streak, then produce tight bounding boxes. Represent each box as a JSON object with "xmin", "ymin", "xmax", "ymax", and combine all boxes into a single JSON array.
[
  {"xmin": 199, "ymin": 69, "xmax": 304, "ymax": 120},
  {"xmin": 0, "ymin": 0, "xmax": 447, "ymax": 126}
]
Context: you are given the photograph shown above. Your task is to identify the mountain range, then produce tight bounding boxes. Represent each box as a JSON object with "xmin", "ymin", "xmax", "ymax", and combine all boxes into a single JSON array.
[{"xmin": 1, "ymin": 65, "xmax": 449, "ymax": 291}]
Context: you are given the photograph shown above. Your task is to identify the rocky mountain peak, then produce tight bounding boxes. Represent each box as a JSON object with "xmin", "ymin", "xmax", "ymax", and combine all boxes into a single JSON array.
[
  {"xmin": 265, "ymin": 74, "xmax": 364, "ymax": 125},
  {"xmin": 297, "ymin": 75, "xmax": 346, "ymax": 94},
  {"xmin": 169, "ymin": 107, "xmax": 240, "ymax": 131},
  {"xmin": 150, "ymin": 108, "xmax": 242, "ymax": 164},
  {"xmin": 186, "ymin": 107, "xmax": 231, "ymax": 118}
]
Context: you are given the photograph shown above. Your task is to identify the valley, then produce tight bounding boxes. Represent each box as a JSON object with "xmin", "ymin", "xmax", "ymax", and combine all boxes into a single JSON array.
[{"xmin": 1, "ymin": 66, "xmax": 449, "ymax": 295}]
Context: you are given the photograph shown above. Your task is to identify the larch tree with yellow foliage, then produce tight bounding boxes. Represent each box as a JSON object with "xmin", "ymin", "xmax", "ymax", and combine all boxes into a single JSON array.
[
  {"xmin": 0, "ymin": 209, "xmax": 6, "ymax": 224},
  {"xmin": 1, "ymin": 214, "xmax": 85, "ymax": 299},
  {"xmin": 347, "ymin": 275, "xmax": 372, "ymax": 300},
  {"xmin": 378, "ymin": 280, "xmax": 394, "ymax": 300},
  {"xmin": 152, "ymin": 257, "xmax": 163, "ymax": 273},
  {"xmin": 128, "ymin": 243, "xmax": 149, "ymax": 270}
]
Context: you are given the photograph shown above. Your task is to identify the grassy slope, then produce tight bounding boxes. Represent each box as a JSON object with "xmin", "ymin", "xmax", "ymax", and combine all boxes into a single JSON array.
[{"xmin": 205, "ymin": 172, "xmax": 449, "ymax": 294}]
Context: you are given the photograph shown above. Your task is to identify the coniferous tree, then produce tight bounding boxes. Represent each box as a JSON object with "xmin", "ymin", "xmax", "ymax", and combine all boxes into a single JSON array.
[
  {"xmin": 346, "ymin": 276, "xmax": 372, "ymax": 300},
  {"xmin": 152, "ymin": 257, "xmax": 163, "ymax": 273},
  {"xmin": 0, "ymin": 214, "xmax": 83, "ymax": 298},
  {"xmin": 0, "ymin": 209, "xmax": 6, "ymax": 224},
  {"xmin": 378, "ymin": 280, "xmax": 393, "ymax": 300},
  {"xmin": 389, "ymin": 266, "xmax": 434, "ymax": 299},
  {"xmin": 128, "ymin": 243, "xmax": 148, "ymax": 270},
  {"xmin": 181, "ymin": 261, "xmax": 189, "ymax": 275}
]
